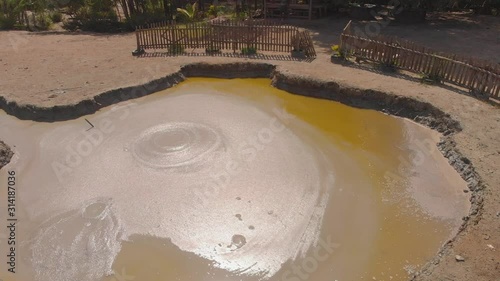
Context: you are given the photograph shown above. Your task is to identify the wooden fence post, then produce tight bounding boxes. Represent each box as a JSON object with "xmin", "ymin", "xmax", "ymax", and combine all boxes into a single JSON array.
[
  {"xmin": 340, "ymin": 20, "xmax": 352, "ymax": 53},
  {"xmin": 135, "ymin": 26, "xmax": 140, "ymax": 50}
]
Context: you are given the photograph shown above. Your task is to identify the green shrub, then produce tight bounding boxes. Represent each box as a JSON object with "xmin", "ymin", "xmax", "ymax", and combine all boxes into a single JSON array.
[
  {"xmin": 207, "ymin": 5, "xmax": 218, "ymax": 17},
  {"xmin": 168, "ymin": 44, "xmax": 184, "ymax": 54},
  {"xmin": 124, "ymin": 10, "xmax": 166, "ymax": 31},
  {"xmin": 78, "ymin": 6, "xmax": 120, "ymax": 32},
  {"xmin": 231, "ymin": 11, "xmax": 249, "ymax": 20},
  {"xmin": 241, "ymin": 46, "xmax": 257, "ymax": 55},
  {"xmin": 330, "ymin": 44, "xmax": 349, "ymax": 59},
  {"xmin": 378, "ymin": 59, "xmax": 398, "ymax": 73},
  {"xmin": 50, "ymin": 11, "xmax": 63, "ymax": 23},
  {"xmin": 36, "ymin": 13, "xmax": 53, "ymax": 30},
  {"xmin": 63, "ymin": 0, "xmax": 122, "ymax": 32},
  {"xmin": 0, "ymin": 14, "xmax": 17, "ymax": 30},
  {"xmin": 81, "ymin": 18, "xmax": 122, "ymax": 32},
  {"xmin": 62, "ymin": 19, "xmax": 78, "ymax": 31},
  {"xmin": 421, "ymin": 72, "xmax": 443, "ymax": 84},
  {"xmin": 205, "ymin": 46, "xmax": 220, "ymax": 54},
  {"xmin": 209, "ymin": 5, "xmax": 228, "ymax": 16}
]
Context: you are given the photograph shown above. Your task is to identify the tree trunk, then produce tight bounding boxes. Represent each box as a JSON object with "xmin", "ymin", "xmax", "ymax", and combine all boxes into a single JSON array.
[
  {"xmin": 172, "ymin": 0, "xmax": 179, "ymax": 15},
  {"xmin": 24, "ymin": 10, "xmax": 30, "ymax": 30},
  {"xmin": 3, "ymin": 0, "xmax": 8, "ymax": 15},
  {"xmin": 127, "ymin": 0, "xmax": 136, "ymax": 16},
  {"xmin": 120, "ymin": 0, "xmax": 130, "ymax": 19},
  {"xmin": 163, "ymin": 0, "xmax": 171, "ymax": 19}
]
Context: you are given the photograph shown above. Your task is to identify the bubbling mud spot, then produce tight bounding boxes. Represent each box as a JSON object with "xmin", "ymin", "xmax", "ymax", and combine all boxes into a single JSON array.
[
  {"xmin": 230, "ymin": 235, "xmax": 247, "ymax": 249},
  {"xmin": 83, "ymin": 202, "xmax": 108, "ymax": 220},
  {"xmin": 132, "ymin": 122, "xmax": 223, "ymax": 169}
]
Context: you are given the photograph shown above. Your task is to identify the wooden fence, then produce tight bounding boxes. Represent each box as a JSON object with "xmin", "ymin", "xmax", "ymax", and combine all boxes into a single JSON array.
[
  {"xmin": 135, "ymin": 20, "xmax": 316, "ymax": 58},
  {"xmin": 340, "ymin": 21, "xmax": 500, "ymax": 100}
]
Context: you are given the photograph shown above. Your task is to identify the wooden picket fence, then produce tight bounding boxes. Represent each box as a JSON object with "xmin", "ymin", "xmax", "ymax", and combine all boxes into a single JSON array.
[
  {"xmin": 340, "ymin": 21, "xmax": 500, "ymax": 100},
  {"xmin": 135, "ymin": 19, "xmax": 316, "ymax": 58}
]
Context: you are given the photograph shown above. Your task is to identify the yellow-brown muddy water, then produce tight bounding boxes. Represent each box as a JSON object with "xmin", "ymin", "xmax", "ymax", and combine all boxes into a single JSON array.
[{"xmin": 0, "ymin": 78, "xmax": 469, "ymax": 281}]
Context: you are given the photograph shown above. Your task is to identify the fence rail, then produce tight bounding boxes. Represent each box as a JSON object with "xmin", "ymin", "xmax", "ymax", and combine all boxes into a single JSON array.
[
  {"xmin": 135, "ymin": 20, "xmax": 316, "ymax": 58},
  {"xmin": 340, "ymin": 21, "xmax": 500, "ymax": 100}
]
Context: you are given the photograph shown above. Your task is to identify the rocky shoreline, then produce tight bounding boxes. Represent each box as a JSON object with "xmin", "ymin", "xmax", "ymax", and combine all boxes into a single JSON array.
[{"xmin": 0, "ymin": 141, "xmax": 13, "ymax": 169}]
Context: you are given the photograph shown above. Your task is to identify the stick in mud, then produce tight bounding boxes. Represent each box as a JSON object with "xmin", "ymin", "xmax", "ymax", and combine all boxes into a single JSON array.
[{"xmin": 85, "ymin": 118, "xmax": 95, "ymax": 131}]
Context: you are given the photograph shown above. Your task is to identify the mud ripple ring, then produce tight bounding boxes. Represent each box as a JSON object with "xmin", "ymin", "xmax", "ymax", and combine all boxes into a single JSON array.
[{"xmin": 132, "ymin": 122, "xmax": 222, "ymax": 168}]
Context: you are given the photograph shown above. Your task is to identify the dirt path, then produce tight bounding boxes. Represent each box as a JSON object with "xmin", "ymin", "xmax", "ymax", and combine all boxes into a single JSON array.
[
  {"xmin": 0, "ymin": 12, "xmax": 499, "ymax": 281},
  {"xmin": 301, "ymin": 12, "xmax": 500, "ymax": 63}
]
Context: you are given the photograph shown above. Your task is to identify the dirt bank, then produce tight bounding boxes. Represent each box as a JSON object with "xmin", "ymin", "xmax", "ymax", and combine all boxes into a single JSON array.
[{"xmin": 0, "ymin": 62, "xmax": 466, "ymax": 136}]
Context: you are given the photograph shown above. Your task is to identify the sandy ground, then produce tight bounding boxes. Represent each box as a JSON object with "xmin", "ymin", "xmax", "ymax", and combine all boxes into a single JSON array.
[
  {"xmin": 306, "ymin": 12, "xmax": 500, "ymax": 63},
  {"xmin": 0, "ymin": 12, "xmax": 499, "ymax": 281}
]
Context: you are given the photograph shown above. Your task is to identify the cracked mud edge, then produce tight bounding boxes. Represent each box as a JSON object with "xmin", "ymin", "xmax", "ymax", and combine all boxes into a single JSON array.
[
  {"xmin": 0, "ymin": 62, "xmax": 485, "ymax": 281},
  {"xmin": 0, "ymin": 140, "xmax": 14, "ymax": 169}
]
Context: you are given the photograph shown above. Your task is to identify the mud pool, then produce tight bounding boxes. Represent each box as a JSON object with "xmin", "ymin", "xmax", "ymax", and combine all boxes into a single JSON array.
[{"xmin": 0, "ymin": 78, "xmax": 470, "ymax": 281}]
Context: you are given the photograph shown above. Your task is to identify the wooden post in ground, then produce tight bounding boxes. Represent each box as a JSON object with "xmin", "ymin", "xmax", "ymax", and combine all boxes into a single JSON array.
[
  {"xmin": 340, "ymin": 20, "xmax": 352, "ymax": 53},
  {"xmin": 135, "ymin": 26, "xmax": 140, "ymax": 50}
]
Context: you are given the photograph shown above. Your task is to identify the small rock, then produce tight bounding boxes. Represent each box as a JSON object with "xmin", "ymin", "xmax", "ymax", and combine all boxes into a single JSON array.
[
  {"xmin": 487, "ymin": 244, "xmax": 494, "ymax": 249},
  {"xmin": 463, "ymin": 189, "xmax": 469, "ymax": 193},
  {"xmin": 455, "ymin": 255, "xmax": 465, "ymax": 262},
  {"xmin": 483, "ymin": 234, "xmax": 490, "ymax": 240}
]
